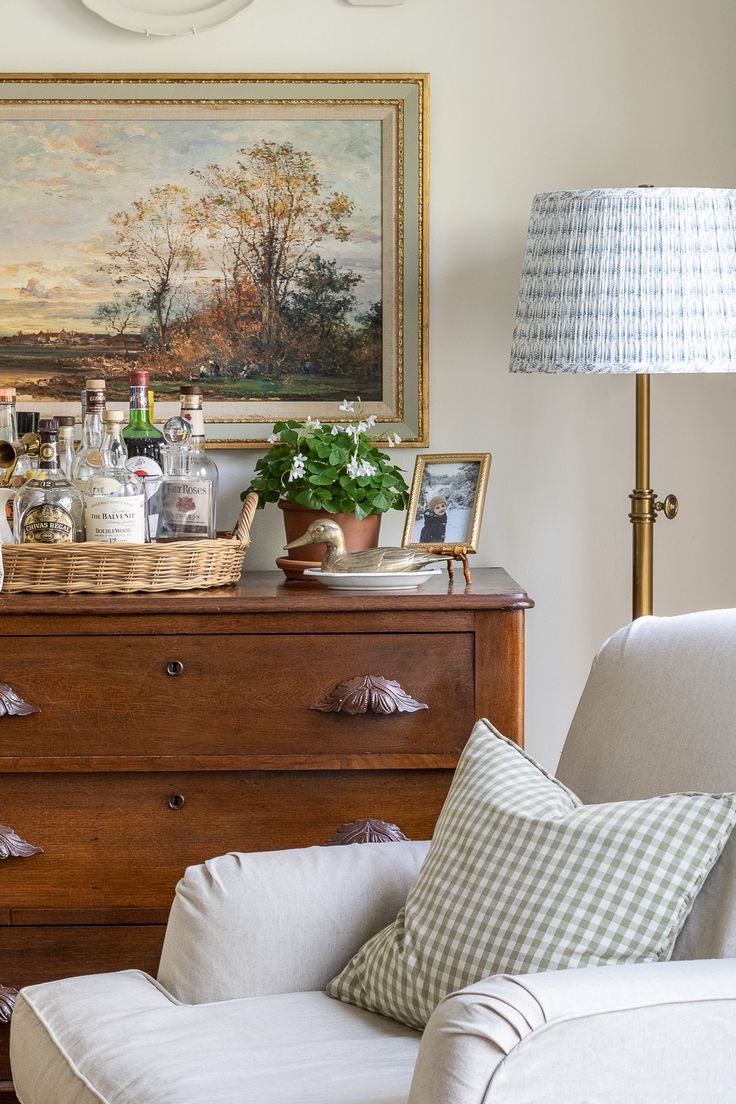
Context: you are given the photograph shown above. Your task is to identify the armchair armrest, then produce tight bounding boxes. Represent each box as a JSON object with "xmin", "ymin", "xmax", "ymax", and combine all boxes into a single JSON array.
[
  {"xmin": 409, "ymin": 959, "xmax": 736, "ymax": 1104},
  {"xmin": 158, "ymin": 840, "xmax": 429, "ymax": 1004}
]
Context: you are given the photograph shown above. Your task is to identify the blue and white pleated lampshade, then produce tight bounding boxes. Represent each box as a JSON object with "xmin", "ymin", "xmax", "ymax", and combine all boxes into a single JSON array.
[{"xmin": 510, "ymin": 188, "xmax": 736, "ymax": 374}]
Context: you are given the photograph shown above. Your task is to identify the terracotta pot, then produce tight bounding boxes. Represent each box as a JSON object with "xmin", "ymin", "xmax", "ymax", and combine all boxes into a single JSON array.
[{"xmin": 277, "ymin": 500, "xmax": 381, "ymax": 579}]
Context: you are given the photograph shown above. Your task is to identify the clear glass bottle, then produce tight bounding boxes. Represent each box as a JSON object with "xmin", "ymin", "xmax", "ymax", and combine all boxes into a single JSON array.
[
  {"xmin": 0, "ymin": 387, "xmax": 17, "ymax": 484},
  {"xmin": 57, "ymin": 415, "xmax": 76, "ymax": 479},
  {"xmin": 156, "ymin": 397, "xmax": 217, "ymax": 541},
  {"xmin": 85, "ymin": 414, "xmax": 146, "ymax": 544},
  {"xmin": 13, "ymin": 418, "xmax": 84, "ymax": 543},
  {"xmin": 72, "ymin": 379, "xmax": 106, "ymax": 491},
  {"xmin": 101, "ymin": 410, "xmax": 128, "ymax": 468},
  {"xmin": 10, "ymin": 412, "xmax": 40, "ymax": 485}
]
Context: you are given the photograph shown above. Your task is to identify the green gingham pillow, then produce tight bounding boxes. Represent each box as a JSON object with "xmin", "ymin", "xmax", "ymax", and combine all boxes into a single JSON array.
[{"xmin": 327, "ymin": 719, "xmax": 736, "ymax": 1030}]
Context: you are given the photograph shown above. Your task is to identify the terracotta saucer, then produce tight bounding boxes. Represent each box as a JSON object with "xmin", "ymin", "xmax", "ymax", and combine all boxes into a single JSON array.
[{"xmin": 275, "ymin": 555, "xmax": 322, "ymax": 581}]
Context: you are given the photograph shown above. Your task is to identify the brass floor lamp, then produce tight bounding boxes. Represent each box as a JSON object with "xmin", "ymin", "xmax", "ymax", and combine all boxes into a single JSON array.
[{"xmin": 510, "ymin": 188, "xmax": 736, "ymax": 620}]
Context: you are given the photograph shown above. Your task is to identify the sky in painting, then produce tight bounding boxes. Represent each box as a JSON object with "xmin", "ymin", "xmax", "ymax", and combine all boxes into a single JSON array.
[{"xmin": 0, "ymin": 116, "xmax": 382, "ymax": 334}]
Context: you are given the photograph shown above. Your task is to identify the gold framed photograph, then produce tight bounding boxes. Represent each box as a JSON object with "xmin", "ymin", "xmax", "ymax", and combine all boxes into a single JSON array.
[
  {"xmin": 402, "ymin": 453, "xmax": 491, "ymax": 552},
  {"xmin": 0, "ymin": 73, "xmax": 428, "ymax": 447}
]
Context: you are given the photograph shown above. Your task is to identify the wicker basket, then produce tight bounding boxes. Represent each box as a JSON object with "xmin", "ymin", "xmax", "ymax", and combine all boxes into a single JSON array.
[{"xmin": 1, "ymin": 492, "xmax": 258, "ymax": 595}]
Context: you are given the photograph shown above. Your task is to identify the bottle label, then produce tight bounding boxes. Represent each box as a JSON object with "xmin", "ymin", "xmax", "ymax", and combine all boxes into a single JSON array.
[
  {"xmin": 181, "ymin": 407, "xmax": 205, "ymax": 438},
  {"xmin": 159, "ymin": 479, "xmax": 212, "ymax": 537},
  {"xmin": 130, "ymin": 384, "xmax": 148, "ymax": 412},
  {"xmin": 86, "ymin": 389, "xmax": 106, "ymax": 414},
  {"xmin": 38, "ymin": 442, "xmax": 59, "ymax": 470},
  {"xmin": 85, "ymin": 494, "xmax": 146, "ymax": 544},
  {"xmin": 124, "ymin": 455, "xmax": 163, "ymax": 481},
  {"xmin": 21, "ymin": 502, "xmax": 74, "ymax": 543}
]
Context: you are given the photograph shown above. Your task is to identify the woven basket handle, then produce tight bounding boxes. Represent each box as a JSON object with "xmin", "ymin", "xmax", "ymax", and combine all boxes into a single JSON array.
[{"xmin": 231, "ymin": 492, "xmax": 258, "ymax": 545}]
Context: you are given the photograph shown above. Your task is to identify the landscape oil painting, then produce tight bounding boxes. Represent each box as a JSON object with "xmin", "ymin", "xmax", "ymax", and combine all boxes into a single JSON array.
[{"xmin": 0, "ymin": 76, "xmax": 428, "ymax": 445}]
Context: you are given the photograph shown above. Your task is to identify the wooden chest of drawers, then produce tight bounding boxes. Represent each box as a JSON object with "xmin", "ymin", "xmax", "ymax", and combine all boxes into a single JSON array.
[{"xmin": 0, "ymin": 568, "xmax": 531, "ymax": 1096}]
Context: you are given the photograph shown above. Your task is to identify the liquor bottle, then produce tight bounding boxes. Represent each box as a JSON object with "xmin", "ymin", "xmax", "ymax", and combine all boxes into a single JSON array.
[
  {"xmin": 0, "ymin": 388, "xmax": 17, "ymax": 485},
  {"xmin": 101, "ymin": 410, "xmax": 128, "ymax": 468},
  {"xmin": 163, "ymin": 385, "xmax": 219, "ymax": 537},
  {"xmin": 123, "ymin": 370, "xmax": 163, "ymax": 471},
  {"xmin": 155, "ymin": 416, "xmax": 213, "ymax": 541},
  {"xmin": 85, "ymin": 414, "xmax": 146, "ymax": 544},
  {"xmin": 13, "ymin": 418, "xmax": 84, "ymax": 543},
  {"xmin": 57, "ymin": 416, "xmax": 76, "ymax": 479},
  {"xmin": 72, "ymin": 378, "xmax": 106, "ymax": 490},
  {"xmin": 10, "ymin": 412, "xmax": 40, "ymax": 484},
  {"xmin": 122, "ymin": 370, "xmax": 164, "ymax": 540}
]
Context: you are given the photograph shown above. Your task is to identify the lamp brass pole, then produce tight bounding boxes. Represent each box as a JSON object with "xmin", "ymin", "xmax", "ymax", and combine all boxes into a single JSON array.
[{"xmin": 629, "ymin": 374, "xmax": 678, "ymax": 619}]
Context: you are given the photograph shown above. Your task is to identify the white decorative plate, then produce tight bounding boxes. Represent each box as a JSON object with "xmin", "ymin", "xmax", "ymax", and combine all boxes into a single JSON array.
[
  {"xmin": 303, "ymin": 567, "xmax": 441, "ymax": 592},
  {"xmin": 81, "ymin": 0, "xmax": 255, "ymax": 36}
]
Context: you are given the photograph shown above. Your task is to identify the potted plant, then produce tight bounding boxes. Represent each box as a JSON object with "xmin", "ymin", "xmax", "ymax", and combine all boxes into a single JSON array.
[{"xmin": 242, "ymin": 401, "xmax": 409, "ymax": 577}]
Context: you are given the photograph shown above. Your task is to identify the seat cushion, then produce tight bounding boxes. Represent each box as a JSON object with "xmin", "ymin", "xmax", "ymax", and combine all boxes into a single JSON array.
[
  {"xmin": 11, "ymin": 970, "xmax": 420, "ymax": 1104},
  {"xmin": 328, "ymin": 720, "xmax": 736, "ymax": 1030}
]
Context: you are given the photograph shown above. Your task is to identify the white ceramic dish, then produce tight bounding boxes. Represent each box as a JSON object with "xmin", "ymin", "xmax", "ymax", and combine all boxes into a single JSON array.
[
  {"xmin": 81, "ymin": 0, "xmax": 254, "ymax": 36},
  {"xmin": 303, "ymin": 567, "xmax": 441, "ymax": 592}
]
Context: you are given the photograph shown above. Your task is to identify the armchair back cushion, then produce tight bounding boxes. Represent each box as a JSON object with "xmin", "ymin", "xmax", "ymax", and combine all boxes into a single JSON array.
[
  {"xmin": 557, "ymin": 609, "xmax": 736, "ymax": 959},
  {"xmin": 157, "ymin": 839, "xmax": 430, "ymax": 1004}
]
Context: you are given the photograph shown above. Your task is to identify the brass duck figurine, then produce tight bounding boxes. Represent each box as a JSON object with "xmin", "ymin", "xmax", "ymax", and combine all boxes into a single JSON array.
[{"xmin": 285, "ymin": 519, "xmax": 444, "ymax": 574}]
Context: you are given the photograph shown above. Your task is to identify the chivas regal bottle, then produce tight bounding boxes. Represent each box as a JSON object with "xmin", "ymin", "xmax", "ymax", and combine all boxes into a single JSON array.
[{"xmin": 13, "ymin": 418, "xmax": 84, "ymax": 543}]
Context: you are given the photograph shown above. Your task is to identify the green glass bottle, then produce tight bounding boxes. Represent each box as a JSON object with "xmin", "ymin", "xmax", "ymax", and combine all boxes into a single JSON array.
[{"xmin": 122, "ymin": 369, "xmax": 164, "ymax": 478}]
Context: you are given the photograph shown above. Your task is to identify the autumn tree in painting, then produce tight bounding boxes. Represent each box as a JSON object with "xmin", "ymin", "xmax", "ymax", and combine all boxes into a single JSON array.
[
  {"xmin": 103, "ymin": 183, "xmax": 203, "ymax": 348},
  {"xmin": 93, "ymin": 292, "xmax": 144, "ymax": 353},
  {"xmin": 283, "ymin": 255, "xmax": 362, "ymax": 373},
  {"xmin": 87, "ymin": 139, "xmax": 382, "ymax": 398},
  {"xmin": 191, "ymin": 141, "xmax": 354, "ymax": 367}
]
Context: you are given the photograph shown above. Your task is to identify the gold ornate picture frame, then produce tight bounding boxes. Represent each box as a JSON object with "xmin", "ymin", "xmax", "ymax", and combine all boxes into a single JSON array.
[
  {"xmin": 0, "ymin": 73, "xmax": 428, "ymax": 447},
  {"xmin": 402, "ymin": 453, "xmax": 492, "ymax": 554}
]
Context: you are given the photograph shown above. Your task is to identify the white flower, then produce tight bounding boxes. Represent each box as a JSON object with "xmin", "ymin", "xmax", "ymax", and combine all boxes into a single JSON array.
[
  {"xmin": 267, "ymin": 432, "xmax": 281, "ymax": 444},
  {"xmin": 386, "ymin": 432, "xmax": 402, "ymax": 447},
  {"xmin": 339, "ymin": 399, "xmax": 355, "ymax": 413},
  {"xmin": 330, "ymin": 424, "xmax": 341, "ymax": 436},
  {"xmin": 305, "ymin": 417, "xmax": 322, "ymax": 431},
  {"xmin": 345, "ymin": 424, "xmax": 360, "ymax": 441},
  {"xmin": 365, "ymin": 414, "xmax": 377, "ymax": 428},
  {"xmin": 346, "ymin": 456, "xmax": 377, "ymax": 480},
  {"xmin": 288, "ymin": 454, "xmax": 306, "ymax": 482}
]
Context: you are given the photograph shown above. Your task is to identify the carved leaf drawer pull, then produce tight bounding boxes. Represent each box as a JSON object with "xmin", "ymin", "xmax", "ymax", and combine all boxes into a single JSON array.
[
  {"xmin": 311, "ymin": 675, "xmax": 428, "ymax": 716},
  {"xmin": 0, "ymin": 824, "xmax": 43, "ymax": 860},
  {"xmin": 0, "ymin": 986, "xmax": 17, "ymax": 1025},
  {"xmin": 326, "ymin": 819, "xmax": 409, "ymax": 845},
  {"xmin": 0, "ymin": 683, "xmax": 41, "ymax": 718}
]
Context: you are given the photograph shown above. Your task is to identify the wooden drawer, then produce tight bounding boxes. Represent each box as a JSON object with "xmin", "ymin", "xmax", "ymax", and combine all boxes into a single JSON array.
[
  {"xmin": 0, "ymin": 924, "xmax": 166, "ymax": 1082},
  {"xmin": 0, "ymin": 633, "xmax": 474, "ymax": 762},
  {"xmin": 0, "ymin": 769, "xmax": 453, "ymax": 910}
]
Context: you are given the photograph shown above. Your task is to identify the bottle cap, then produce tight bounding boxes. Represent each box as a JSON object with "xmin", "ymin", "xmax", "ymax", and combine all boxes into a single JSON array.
[
  {"xmin": 39, "ymin": 417, "xmax": 59, "ymax": 437},
  {"xmin": 104, "ymin": 409, "xmax": 124, "ymax": 423},
  {"xmin": 130, "ymin": 370, "xmax": 149, "ymax": 385},
  {"xmin": 57, "ymin": 415, "xmax": 76, "ymax": 427},
  {"xmin": 17, "ymin": 411, "xmax": 39, "ymax": 435},
  {"xmin": 85, "ymin": 378, "xmax": 106, "ymax": 390},
  {"xmin": 0, "ymin": 387, "xmax": 16, "ymax": 402},
  {"xmin": 180, "ymin": 385, "xmax": 203, "ymax": 396}
]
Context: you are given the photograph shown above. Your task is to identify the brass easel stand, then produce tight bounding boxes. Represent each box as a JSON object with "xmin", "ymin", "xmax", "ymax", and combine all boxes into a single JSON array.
[{"xmin": 424, "ymin": 544, "xmax": 474, "ymax": 584}]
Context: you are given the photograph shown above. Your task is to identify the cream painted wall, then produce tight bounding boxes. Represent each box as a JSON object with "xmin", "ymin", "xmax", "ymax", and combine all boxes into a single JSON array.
[{"xmin": 3, "ymin": 0, "xmax": 736, "ymax": 769}]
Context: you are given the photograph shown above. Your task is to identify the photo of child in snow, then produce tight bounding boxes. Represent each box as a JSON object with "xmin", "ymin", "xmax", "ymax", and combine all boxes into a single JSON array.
[{"xmin": 410, "ymin": 460, "xmax": 484, "ymax": 546}]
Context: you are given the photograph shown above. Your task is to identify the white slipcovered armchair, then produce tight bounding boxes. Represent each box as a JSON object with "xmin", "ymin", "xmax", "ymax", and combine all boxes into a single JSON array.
[{"xmin": 11, "ymin": 610, "xmax": 736, "ymax": 1103}]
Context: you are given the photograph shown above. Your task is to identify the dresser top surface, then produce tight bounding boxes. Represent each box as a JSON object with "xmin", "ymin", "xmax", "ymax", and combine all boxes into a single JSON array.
[{"xmin": 0, "ymin": 567, "xmax": 533, "ymax": 616}]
